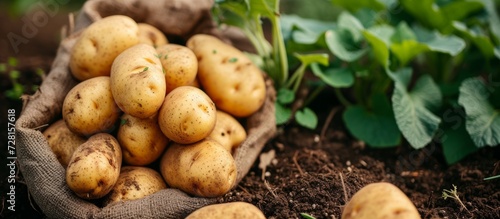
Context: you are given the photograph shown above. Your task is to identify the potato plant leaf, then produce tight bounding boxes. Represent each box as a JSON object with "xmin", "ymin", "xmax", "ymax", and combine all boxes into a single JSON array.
[
  {"xmin": 413, "ymin": 25, "xmax": 466, "ymax": 56},
  {"xmin": 343, "ymin": 93, "xmax": 401, "ymax": 147},
  {"xmin": 331, "ymin": 0, "xmax": 386, "ymax": 12},
  {"xmin": 277, "ymin": 88, "xmax": 295, "ymax": 104},
  {"xmin": 295, "ymin": 107, "xmax": 318, "ymax": 129},
  {"xmin": 324, "ymin": 29, "xmax": 368, "ymax": 62},
  {"xmin": 275, "ymin": 102, "xmax": 292, "ymax": 125},
  {"xmin": 362, "ymin": 25, "xmax": 394, "ymax": 67},
  {"xmin": 392, "ymin": 74, "xmax": 442, "ymax": 149},
  {"xmin": 453, "ymin": 22, "xmax": 496, "ymax": 58},
  {"xmin": 310, "ymin": 63, "xmax": 354, "ymax": 88},
  {"xmin": 441, "ymin": 124, "xmax": 478, "ymax": 165},
  {"xmin": 458, "ymin": 77, "xmax": 500, "ymax": 147}
]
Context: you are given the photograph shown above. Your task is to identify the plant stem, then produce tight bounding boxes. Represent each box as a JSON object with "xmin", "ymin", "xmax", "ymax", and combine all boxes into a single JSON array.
[
  {"xmin": 270, "ymin": 0, "xmax": 288, "ymax": 87},
  {"xmin": 286, "ymin": 63, "xmax": 306, "ymax": 92},
  {"xmin": 335, "ymin": 88, "xmax": 352, "ymax": 106},
  {"xmin": 303, "ymin": 84, "xmax": 326, "ymax": 107}
]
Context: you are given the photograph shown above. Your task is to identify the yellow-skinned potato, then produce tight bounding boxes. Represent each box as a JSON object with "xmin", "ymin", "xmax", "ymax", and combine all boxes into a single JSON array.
[
  {"xmin": 62, "ymin": 76, "xmax": 121, "ymax": 136},
  {"xmin": 158, "ymin": 86, "xmax": 216, "ymax": 144},
  {"xmin": 43, "ymin": 119, "xmax": 86, "ymax": 167},
  {"xmin": 70, "ymin": 15, "xmax": 139, "ymax": 81},
  {"xmin": 156, "ymin": 44, "xmax": 198, "ymax": 94},
  {"xmin": 137, "ymin": 23, "xmax": 168, "ymax": 48},
  {"xmin": 187, "ymin": 34, "xmax": 266, "ymax": 117},
  {"xmin": 103, "ymin": 166, "xmax": 167, "ymax": 206},
  {"xmin": 342, "ymin": 182, "xmax": 421, "ymax": 219},
  {"xmin": 160, "ymin": 139, "xmax": 237, "ymax": 197},
  {"xmin": 110, "ymin": 43, "xmax": 166, "ymax": 119},
  {"xmin": 117, "ymin": 114, "xmax": 169, "ymax": 166},
  {"xmin": 207, "ymin": 110, "xmax": 246, "ymax": 154},
  {"xmin": 186, "ymin": 202, "xmax": 266, "ymax": 219},
  {"xmin": 66, "ymin": 133, "xmax": 122, "ymax": 200}
]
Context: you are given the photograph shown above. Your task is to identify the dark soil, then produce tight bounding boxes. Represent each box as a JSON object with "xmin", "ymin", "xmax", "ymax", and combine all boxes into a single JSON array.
[{"xmin": 1, "ymin": 7, "xmax": 500, "ymax": 219}]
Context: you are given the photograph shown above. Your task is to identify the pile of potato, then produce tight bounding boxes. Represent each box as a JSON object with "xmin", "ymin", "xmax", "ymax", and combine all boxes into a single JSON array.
[{"xmin": 42, "ymin": 15, "xmax": 267, "ymax": 208}]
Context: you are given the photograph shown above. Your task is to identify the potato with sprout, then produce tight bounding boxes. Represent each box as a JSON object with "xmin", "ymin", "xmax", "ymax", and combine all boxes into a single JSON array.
[{"xmin": 110, "ymin": 44, "xmax": 166, "ymax": 119}]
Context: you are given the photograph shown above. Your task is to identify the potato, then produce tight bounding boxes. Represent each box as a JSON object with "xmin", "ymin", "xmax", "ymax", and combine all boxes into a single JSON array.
[
  {"xmin": 342, "ymin": 182, "xmax": 421, "ymax": 219},
  {"xmin": 66, "ymin": 133, "xmax": 122, "ymax": 200},
  {"xmin": 137, "ymin": 23, "xmax": 168, "ymax": 48},
  {"xmin": 117, "ymin": 114, "xmax": 169, "ymax": 166},
  {"xmin": 110, "ymin": 43, "xmax": 166, "ymax": 119},
  {"xmin": 62, "ymin": 76, "xmax": 121, "ymax": 136},
  {"xmin": 103, "ymin": 166, "xmax": 167, "ymax": 206},
  {"xmin": 158, "ymin": 86, "xmax": 216, "ymax": 144},
  {"xmin": 187, "ymin": 34, "xmax": 266, "ymax": 117},
  {"xmin": 185, "ymin": 202, "xmax": 266, "ymax": 219},
  {"xmin": 156, "ymin": 44, "xmax": 198, "ymax": 94},
  {"xmin": 207, "ymin": 110, "xmax": 246, "ymax": 154},
  {"xmin": 43, "ymin": 119, "xmax": 86, "ymax": 167},
  {"xmin": 70, "ymin": 15, "xmax": 139, "ymax": 81},
  {"xmin": 160, "ymin": 139, "xmax": 237, "ymax": 197}
]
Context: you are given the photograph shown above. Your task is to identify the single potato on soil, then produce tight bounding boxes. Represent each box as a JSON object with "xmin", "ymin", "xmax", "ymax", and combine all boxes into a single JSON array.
[
  {"xmin": 103, "ymin": 166, "xmax": 167, "ymax": 206},
  {"xmin": 187, "ymin": 34, "xmax": 266, "ymax": 117},
  {"xmin": 156, "ymin": 44, "xmax": 198, "ymax": 94},
  {"xmin": 110, "ymin": 43, "xmax": 166, "ymax": 119},
  {"xmin": 66, "ymin": 133, "xmax": 122, "ymax": 200},
  {"xmin": 117, "ymin": 114, "xmax": 169, "ymax": 166},
  {"xmin": 43, "ymin": 119, "xmax": 86, "ymax": 167},
  {"xmin": 160, "ymin": 139, "xmax": 237, "ymax": 197},
  {"xmin": 158, "ymin": 86, "xmax": 216, "ymax": 144},
  {"xmin": 342, "ymin": 182, "xmax": 421, "ymax": 219},
  {"xmin": 70, "ymin": 15, "xmax": 139, "ymax": 81},
  {"xmin": 185, "ymin": 202, "xmax": 266, "ymax": 219},
  {"xmin": 62, "ymin": 76, "xmax": 121, "ymax": 136}
]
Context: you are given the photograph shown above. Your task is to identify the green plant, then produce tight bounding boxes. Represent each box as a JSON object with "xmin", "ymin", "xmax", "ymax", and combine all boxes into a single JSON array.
[
  {"xmin": 442, "ymin": 184, "xmax": 470, "ymax": 213},
  {"xmin": 213, "ymin": 0, "xmax": 499, "ymax": 164},
  {"xmin": 484, "ymin": 174, "xmax": 500, "ymax": 180},
  {"xmin": 1, "ymin": 57, "xmax": 44, "ymax": 100},
  {"xmin": 300, "ymin": 212, "xmax": 317, "ymax": 219}
]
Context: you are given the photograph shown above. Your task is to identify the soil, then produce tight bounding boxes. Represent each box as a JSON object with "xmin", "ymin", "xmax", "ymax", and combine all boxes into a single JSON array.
[{"xmin": 1, "ymin": 7, "xmax": 500, "ymax": 219}]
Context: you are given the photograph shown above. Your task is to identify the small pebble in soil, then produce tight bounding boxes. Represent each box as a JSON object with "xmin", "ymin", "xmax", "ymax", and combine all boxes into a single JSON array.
[{"xmin": 272, "ymin": 159, "xmax": 278, "ymax": 165}]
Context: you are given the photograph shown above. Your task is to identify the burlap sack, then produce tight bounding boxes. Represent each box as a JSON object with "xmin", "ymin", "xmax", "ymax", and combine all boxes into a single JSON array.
[{"xmin": 15, "ymin": 0, "xmax": 276, "ymax": 218}]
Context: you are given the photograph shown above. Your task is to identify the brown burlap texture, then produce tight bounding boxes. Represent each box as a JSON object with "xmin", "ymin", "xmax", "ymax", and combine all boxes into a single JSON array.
[{"xmin": 15, "ymin": 0, "xmax": 276, "ymax": 218}]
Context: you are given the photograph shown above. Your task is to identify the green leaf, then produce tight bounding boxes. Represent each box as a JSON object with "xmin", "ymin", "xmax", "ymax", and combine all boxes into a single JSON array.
[
  {"xmin": 392, "ymin": 74, "xmax": 442, "ymax": 149},
  {"xmin": 331, "ymin": 0, "xmax": 386, "ymax": 12},
  {"xmin": 295, "ymin": 107, "xmax": 318, "ymax": 129},
  {"xmin": 479, "ymin": 0, "xmax": 500, "ymax": 43},
  {"xmin": 458, "ymin": 77, "xmax": 500, "ymax": 147},
  {"xmin": 337, "ymin": 11, "xmax": 365, "ymax": 42},
  {"xmin": 276, "ymin": 102, "xmax": 292, "ymax": 125},
  {"xmin": 400, "ymin": 0, "xmax": 482, "ymax": 32},
  {"xmin": 5, "ymin": 83, "xmax": 24, "ymax": 100},
  {"xmin": 300, "ymin": 213, "xmax": 316, "ymax": 219},
  {"xmin": 277, "ymin": 88, "xmax": 295, "ymax": 104},
  {"xmin": 324, "ymin": 30, "xmax": 368, "ymax": 62},
  {"xmin": 390, "ymin": 22, "xmax": 417, "ymax": 43},
  {"xmin": 10, "ymin": 70, "xmax": 20, "ymax": 80},
  {"xmin": 281, "ymin": 14, "xmax": 337, "ymax": 42},
  {"xmin": 311, "ymin": 64, "xmax": 354, "ymax": 88},
  {"xmin": 294, "ymin": 53, "xmax": 329, "ymax": 66},
  {"xmin": 441, "ymin": 124, "xmax": 478, "ymax": 165},
  {"xmin": 8, "ymin": 57, "xmax": 18, "ymax": 67},
  {"xmin": 453, "ymin": 21, "xmax": 496, "ymax": 58},
  {"xmin": 390, "ymin": 40, "xmax": 429, "ymax": 67},
  {"xmin": 362, "ymin": 25, "xmax": 395, "ymax": 67},
  {"xmin": 413, "ymin": 25, "xmax": 466, "ymax": 56},
  {"xmin": 343, "ymin": 94, "xmax": 401, "ymax": 147}
]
